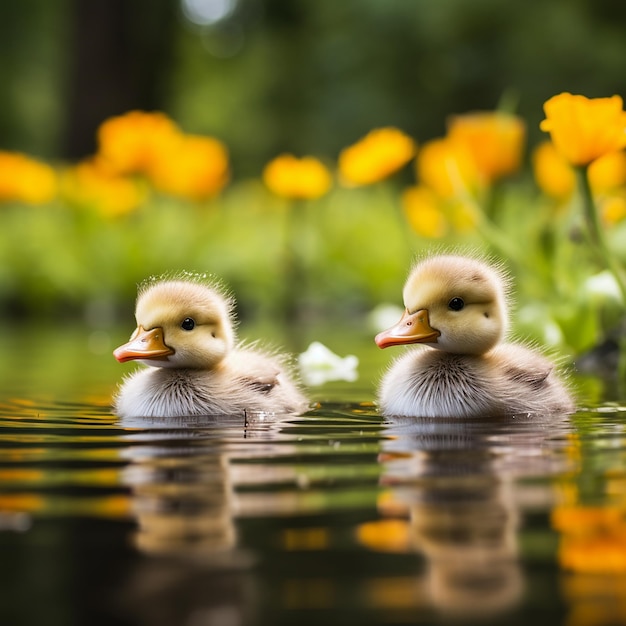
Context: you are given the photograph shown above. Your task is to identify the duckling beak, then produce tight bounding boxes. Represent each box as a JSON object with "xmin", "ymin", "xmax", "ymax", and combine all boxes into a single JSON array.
[
  {"xmin": 113, "ymin": 326, "xmax": 175, "ymax": 363},
  {"xmin": 375, "ymin": 309, "xmax": 440, "ymax": 349}
]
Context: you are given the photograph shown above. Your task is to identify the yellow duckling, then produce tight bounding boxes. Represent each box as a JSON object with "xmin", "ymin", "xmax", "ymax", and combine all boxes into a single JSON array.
[
  {"xmin": 375, "ymin": 255, "xmax": 574, "ymax": 418},
  {"xmin": 113, "ymin": 276, "xmax": 308, "ymax": 418}
]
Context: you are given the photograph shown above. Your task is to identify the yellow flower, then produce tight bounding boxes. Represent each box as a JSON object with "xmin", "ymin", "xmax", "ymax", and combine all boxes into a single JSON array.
[
  {"xmin": 601, "ymin": 193, "xmax": 626, "ymax": 225},
  {"xmin": 61, "ymin": 157, "xmax": 146, "ymax": 217},
  {"xmin": 531, "ymin": 141, "xmax": 576, "ymax": 201},
  {"xmin": 0, "ymin": 151, "xmax": 57, "ymax": 204},
  {"xmin": 338, "ymin": 127, "xmax": 416, "ymax": 187},
  {"xmin": 533, "ymin": 142, "xmax": 626, "ymax": 202},
  {"xmin": 263, "ymin": 154, "xmax": 332, "ymax": 199},
  {"xmin": 97, "ymin": 110, "xmax": 182, "ymax": 175},
  {"xmin": 401, "ymin": 185, "xmax": 448, "ymax": 238},
  {"xmin": 446, "ymin": 111, "xmax": 526, "ymax": 184},
  {"xmin": 588, "ymin": 150, "xmax": 626, "ymax": 192},
  {"xmin": 148, "ymin": 134, "xmax": 230, "ymax": 201},
  {"xmin": 417, "ymin": 137, "xmax": 482, "ymax": 198},
  {"xmin": 540, "ymin": 93, "xmax": 626, "ymax": 166}
]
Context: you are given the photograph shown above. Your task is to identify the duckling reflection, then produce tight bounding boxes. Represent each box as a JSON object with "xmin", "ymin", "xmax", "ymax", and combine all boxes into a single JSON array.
[
  {"xmin": 377, "ymin": 414, "xmax": 573, "ymax": 619},
  {"xmin": 121, "ymin": 423, "xmax": 235, "ymax": 558},
  {"xmin": 113, "ymin": 413, "xmax": 273, "ymax": 626},
  {"xmin": 402, "ymin": 471, "xmax": 521, "ymax": 617},
  {"xmin": 119, "ymin": 411, "xmax": 289, "ymax": 558}
]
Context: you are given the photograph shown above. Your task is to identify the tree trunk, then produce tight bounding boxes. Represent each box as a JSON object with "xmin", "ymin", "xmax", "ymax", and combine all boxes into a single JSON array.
[{"xmin": 62, "ymin": 0, "xmax": 177, "ymax": 159}]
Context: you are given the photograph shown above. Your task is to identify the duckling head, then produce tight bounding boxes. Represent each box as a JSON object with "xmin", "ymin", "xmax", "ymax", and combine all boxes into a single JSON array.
[
  {"xmin": 375, "ymin": 255, "xmax": 509, "ymax": 355},
  {"xmin": 114, "ymin": 277, "xmax": 235, "ymax": 369}
]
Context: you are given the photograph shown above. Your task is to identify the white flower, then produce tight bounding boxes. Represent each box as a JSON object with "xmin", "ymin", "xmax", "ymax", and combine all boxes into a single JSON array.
[
  {"xmin": 517, "ymin": 303, "xmax": 564, "ymax": 347},
  {"xmin": 583, "ymin": 270, "xmax": 622, "ymax": 302},
  {"xmin": 298, "ymin": 341, "xmax": 359, "ymax": 386},
  {"xmin": 367, "ymin": 303, "xmax": 405, "ymax": 332}
]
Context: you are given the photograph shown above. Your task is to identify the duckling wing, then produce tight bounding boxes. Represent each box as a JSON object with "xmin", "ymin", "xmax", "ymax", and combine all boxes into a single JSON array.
[
  {"xmin": 228, "ymin": 348, "xmax": 282, "ymax": 392},
  {"xmin": 503, "ymin": 363, "xmax": 551, "ymax": 391},
  {"xmin": 244, "ymin": 375, "xmax": 279, "ymax": 394},
  {"xmin": 225, "ymin": 345, "xmax": 309, "ymax": 414},
  {"xmin": 491, "ymin": 343, "xmax": 574, "ymax": 414}
]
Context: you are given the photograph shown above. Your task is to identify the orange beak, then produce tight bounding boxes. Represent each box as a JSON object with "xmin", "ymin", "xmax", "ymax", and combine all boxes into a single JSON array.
[
  {"xmin": 113, "ymin": 326, "xmax": 174, "ymax": 363},
  {"xmin": 375, "ymin": 309, "xmax": 440, "ymax": 349}
]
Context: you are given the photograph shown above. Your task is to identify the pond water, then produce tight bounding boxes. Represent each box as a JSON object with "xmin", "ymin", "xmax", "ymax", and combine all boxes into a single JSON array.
[{"xmin": 2, "ymin": 324, "xmax": 626, "ymax": 626}]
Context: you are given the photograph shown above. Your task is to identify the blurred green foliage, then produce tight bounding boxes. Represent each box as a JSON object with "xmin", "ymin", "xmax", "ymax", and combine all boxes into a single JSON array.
[
  {"xmin": 1, "ymin": 170, "xmax": 625, "ymax": 362},
  {"xmin": 0, "ymin": 182, "xmax": 413, "ymax": 319}
]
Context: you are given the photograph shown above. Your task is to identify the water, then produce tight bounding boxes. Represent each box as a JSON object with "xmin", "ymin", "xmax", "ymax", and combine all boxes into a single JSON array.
[{"xmin": 2, "ymin": 325, "xmax": 626, "ymax": 626}]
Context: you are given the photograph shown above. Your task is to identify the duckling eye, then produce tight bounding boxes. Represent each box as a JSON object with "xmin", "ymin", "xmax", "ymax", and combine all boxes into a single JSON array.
[
  {"xmin": 181, "ymin": 317, "xmax": 195, "ymax": 331},
  {"xmin": 448, "ymin": 297, "xmax": 465, "ymax": 311}
]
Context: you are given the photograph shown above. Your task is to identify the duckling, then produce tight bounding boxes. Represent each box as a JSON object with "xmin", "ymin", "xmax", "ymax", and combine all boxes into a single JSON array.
[
  {"xmin": 113, "ymin": 276, "xmax": 308, "ymax": 418},
  {"xmin": 375, "ymin": 255, "xmax": 574, "ymax": 418}
]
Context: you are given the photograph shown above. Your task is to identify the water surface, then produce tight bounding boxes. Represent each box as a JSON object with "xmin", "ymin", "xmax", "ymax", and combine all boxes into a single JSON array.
[{"xmin": 1, "ymin": 325, "xmax": 625, "ymax": 625}]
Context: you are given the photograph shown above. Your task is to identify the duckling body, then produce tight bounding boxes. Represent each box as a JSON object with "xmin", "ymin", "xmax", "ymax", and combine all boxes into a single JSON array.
[
  {"xmin": 375, "ymin": 255, "xmax": 574, "ymax": 418},
  {"xmin": 113, "ymin": 277, "xmax": 308, "ymax": 418}
]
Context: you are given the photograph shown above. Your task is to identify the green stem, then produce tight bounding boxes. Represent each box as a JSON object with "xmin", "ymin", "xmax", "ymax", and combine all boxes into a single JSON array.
[
  {"xmin": 576, "ymin": 166, "xmax": 626, "ymax": 304},
  {"xmin": 377, "ymin": 184, "xmax": 414, "ymax": 261},
  {"xmin": 282, "ymin": 200, "xmax": 301, "ymax": 324}
]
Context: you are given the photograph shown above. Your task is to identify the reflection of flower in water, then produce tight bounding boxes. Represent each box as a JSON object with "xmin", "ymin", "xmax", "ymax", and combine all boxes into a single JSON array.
[
  {"xmin": 553, "ymin": 504, "xmax": 626, "ymax": 574},
  {"xmin": 298, "ymin": 341, "xmax": 358, "ymax": 386}
]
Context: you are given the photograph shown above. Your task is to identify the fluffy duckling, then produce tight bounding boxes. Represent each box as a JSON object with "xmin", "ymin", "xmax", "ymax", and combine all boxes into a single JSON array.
[
  {"xmin": 375, "ymin": 255, "xmax": 574, "ymax": 418},
  {"xmin": 113, "ymin": 276, "xmax": 308, "ymax": 418}
]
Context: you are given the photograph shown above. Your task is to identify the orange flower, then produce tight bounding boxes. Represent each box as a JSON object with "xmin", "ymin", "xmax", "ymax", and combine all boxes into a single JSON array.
[
  {"xmin": 338, "ymin": 127, "xmax": 416, "ymax": 187},
  {"xmin": 97, "ymin": 110, "xmax": 181, "ymax": 176},
  {"xmin": 61, "ymin": 157, "xmax": 146, "ymax": 217},
  {"xmin": 417, "ymin": 137, "xmax": 482, "ymax": 198},
  {"xmin": 540, "ymin": 93, "xmax": 626, "ymax": 166},
  {"xmin": 401, "ymin": 185, "xmax": 448, "ymax": 238},
  {"xmin": 446, "ymin": 111, "xmax": 526, "ymax": 184},
  {"xmin": 531, "ymin": 141, "xmax": 576, "ymax": 201},
  {"xmin": 0, "ymin": 151, "xmax": 57, "ymax": 204},
  {"xmin": 148, "ymin": 134, "xmax": 230, "ymax": 201},
  {"xmin": 263, "ymin": 154, "xmax": 332, "ymax": 199}
]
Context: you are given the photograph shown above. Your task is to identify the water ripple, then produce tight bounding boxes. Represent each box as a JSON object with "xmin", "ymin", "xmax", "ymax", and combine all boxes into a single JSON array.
[{"xmin": 3, "ymin": 397, "xmax": 626, "ymax": 624}]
